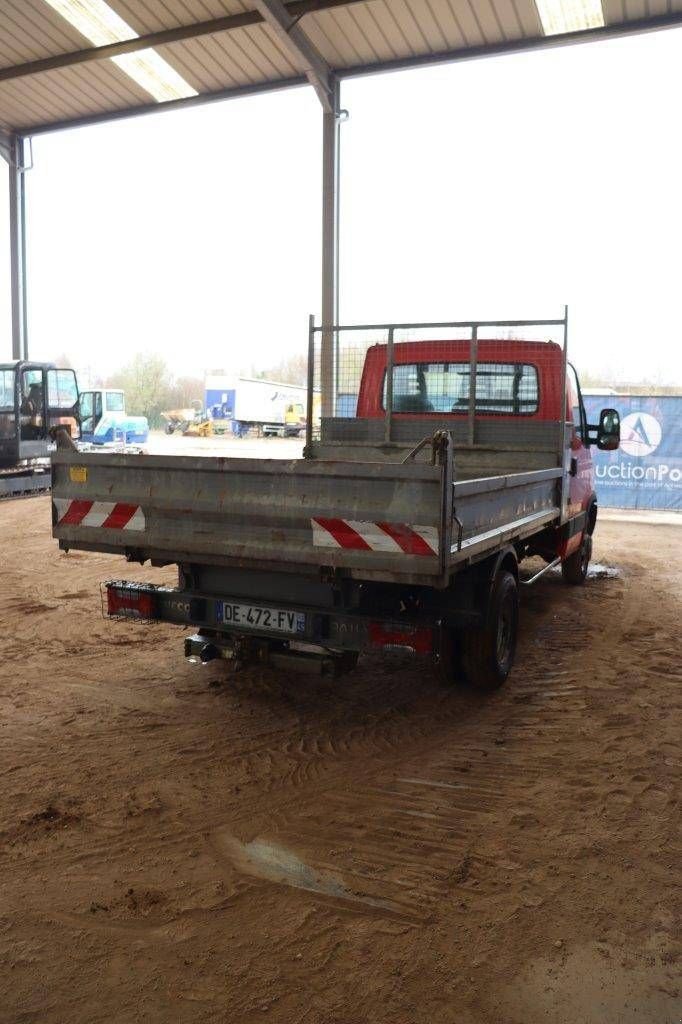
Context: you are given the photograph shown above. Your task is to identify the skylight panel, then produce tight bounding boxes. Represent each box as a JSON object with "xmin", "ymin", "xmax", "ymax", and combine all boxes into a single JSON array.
[
  {"xmin": 44, "ymin": 0, "xmax": 197, "ymax": 102},
  {"xmin": 535, "ymin": 0, "xmax": 605, "ymax": 35}
]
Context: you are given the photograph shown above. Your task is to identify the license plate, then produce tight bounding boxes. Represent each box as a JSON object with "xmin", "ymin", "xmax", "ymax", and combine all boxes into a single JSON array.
[{"xmin": 216, "ymin": 601, "xmax": 306, "ymax": 635}]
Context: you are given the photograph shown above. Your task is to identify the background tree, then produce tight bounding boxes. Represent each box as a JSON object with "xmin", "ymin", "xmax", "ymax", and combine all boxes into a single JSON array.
[
  {"xmin": 105, "ymin": 356, "xmax": 205, "ymax": 427},
  {"xmin": 250, "ymin": 352, "xmax": 307, "ymax": 386},
  {"xmin": 106, "ymin": 353, "xmax": 172, "ymax": 425}
]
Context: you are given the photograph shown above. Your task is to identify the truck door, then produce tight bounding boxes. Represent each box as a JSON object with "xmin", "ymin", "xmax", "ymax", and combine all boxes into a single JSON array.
[
  {"xmin": 566, "ymin": 363, "xmax": 593, "ymax": 521},
  {"xmin": 19, "ymin": 367, "xmax": 46, "ymax": 441},
  {"xmin": 47, "ymin": 369, "xmax": 80, "ymax": 439}
]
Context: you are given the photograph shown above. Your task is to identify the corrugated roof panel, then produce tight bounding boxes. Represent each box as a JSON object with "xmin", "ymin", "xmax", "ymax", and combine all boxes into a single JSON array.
[
  {"xmin": 619, "ymin": 0, "xmax": 648, "ymax": 20},
  {"xmin": 490, "ymin": 0, "xmax": 526, "ymax": 39},
  {"xmin": 2, "ymin": 0, "xmax": 682, "ymax": 132},
  {"xmin": 345, "ymin": 1, "xmax": 413, "ymax": 59},
  {"xmin": 154, "ymin": 36, "xmax": 245, "ymax": 92},
  {"xmin": 602, "ymin": 0, "xmax": 625, "ymax": 21},
  {"xmin": 108, "ymin": 0, "xmax": 252, "ymax": 91},
  {"xmin": 2, "ymin": 58, "xmax": 153, "ymax": 130},
  {"xmin": 444, "ymin": 1, "xmax": 488, "ymax": 47},
  {"xmin": 469, "ymin": 0, "xmax": 509, "ymax": 42},
  {"xmin": 0, "ymin": 0, "xmax": 91, "ymax": 67},
  {"xmin": 301, "ymin": 14, "xmax": 350, "ymax": 65},
  {"xmin": 508, "ymin": 0, "xmax": 544, "ymax": 37},
  {"xmin": 315, "ymin": 4, "xmax": 397, "ymax": 64},
  {"xmin": 107, "ymin": 0, "xmax": 246, "ymax": 35},
  {"xmin": 401, "ymin": 1, "xmax": 454, "ymax": 51},
  {"xmin": 245, "ymin": 23, "xmax": 303, "ymax": 76},
  {"xmin": 0, "ymin": 79, "xmax": 60, "ymax": 130},
  {"xmin": 644, "ymin": 0, "xmax": 672, "ymax": 17},
  {"xmin": 386, "ymin": 0, "xmax": 440, "ymax": 54},
  {"xmin": 414, "ymin": 0, "xmax": 468, "ymax": 48}
]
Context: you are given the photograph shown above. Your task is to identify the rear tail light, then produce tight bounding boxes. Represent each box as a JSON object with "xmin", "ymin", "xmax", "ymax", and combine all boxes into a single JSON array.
[
  {"xmin": 369, "ymin": 622, "xmax": 433, "ymax": 655},
  {"xmin": 106, "ymin": 585, "xmax": 156, "ymax": 620}
]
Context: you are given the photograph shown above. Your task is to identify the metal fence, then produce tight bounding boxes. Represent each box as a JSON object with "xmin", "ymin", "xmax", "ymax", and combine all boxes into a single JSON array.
[{"xmin": 306, "ymin": 313, "xmax": 569, "ymax": 451}]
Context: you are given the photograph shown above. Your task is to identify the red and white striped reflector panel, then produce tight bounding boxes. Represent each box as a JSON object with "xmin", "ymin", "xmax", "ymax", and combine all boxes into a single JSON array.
[
  {"xmin": 53, "ymin": 498, "xmax": 145, "ymax": 531},
  {"xmin": 311, "ymin": 518, "xmax": 438, "ymax": 556}
]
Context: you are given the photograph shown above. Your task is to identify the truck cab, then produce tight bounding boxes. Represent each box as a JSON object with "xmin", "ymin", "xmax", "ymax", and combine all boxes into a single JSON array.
[{"xmin": 357, "ymin": 338, "xmax": 619, "ymax": 577}]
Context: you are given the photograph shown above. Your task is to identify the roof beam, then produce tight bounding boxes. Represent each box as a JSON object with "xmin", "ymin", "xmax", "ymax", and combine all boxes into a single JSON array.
[
  {"xmin": 252, "ymin": 0, "xmax": 334, "ymax": 111},
  {"xmin": 0, "ymin": 0, "xmax": 358, "ymax": 84}
]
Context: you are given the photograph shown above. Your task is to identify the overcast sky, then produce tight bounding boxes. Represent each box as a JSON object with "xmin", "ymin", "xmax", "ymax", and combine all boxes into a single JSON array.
[{"xmin": 1, "ymin": 24, "xmax": 681, "ymax": 385}]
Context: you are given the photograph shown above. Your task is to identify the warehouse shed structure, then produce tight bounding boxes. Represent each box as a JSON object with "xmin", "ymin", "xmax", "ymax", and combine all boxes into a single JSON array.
[{"xmin": 2, "ymin": 0, "xmax": 682, "ymax": 377}]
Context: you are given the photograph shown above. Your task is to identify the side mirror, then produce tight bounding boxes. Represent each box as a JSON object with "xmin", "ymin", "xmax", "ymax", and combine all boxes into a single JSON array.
[{"xmin": 587, "ymin": 407, "xmax": 620, "ymax": 450}]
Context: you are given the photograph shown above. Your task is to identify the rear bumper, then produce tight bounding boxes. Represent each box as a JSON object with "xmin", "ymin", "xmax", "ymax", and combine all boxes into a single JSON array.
[{"xmin": 103, "ymin": 580, "xmax": 437, "ymax": 656}]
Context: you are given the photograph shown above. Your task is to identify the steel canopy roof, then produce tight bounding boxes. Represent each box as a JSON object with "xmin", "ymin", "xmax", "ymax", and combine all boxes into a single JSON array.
[{"xmin": 1, "ymin": 0, "xmax": 682, "ymax": 136}]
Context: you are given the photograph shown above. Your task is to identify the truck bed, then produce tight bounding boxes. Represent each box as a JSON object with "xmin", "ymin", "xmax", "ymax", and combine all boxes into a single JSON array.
[{"xmin": 51, "ymin": 451, "xmax": 562, "ymax": 586}]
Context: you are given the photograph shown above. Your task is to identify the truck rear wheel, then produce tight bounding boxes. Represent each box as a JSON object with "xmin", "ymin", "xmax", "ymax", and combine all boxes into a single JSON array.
[
  {"xmin": 460, "ymin": 570, "xmax": 519, "ymax": 690},
  {"xmin": 562, "ymin": 533, "xmax": 592, "ymax": 585}
]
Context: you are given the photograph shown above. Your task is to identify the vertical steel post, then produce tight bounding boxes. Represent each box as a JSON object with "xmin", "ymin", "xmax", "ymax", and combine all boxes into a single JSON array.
[
  {"xmin": 559, "ymin": 305, "xmax": 569, "ymax": 522},
  {"xmin": 320, "ymin": 77, "xmax": 340, "ymax": 420},
  {"xmin": 384, "ymin": 327, "xmax": 395, "ymax": 443},
  {"xmin": 467, "ymin": 326, "xmax": 478, "ymax": 447},
  {"xmin": 305, "ymin": 313, "xmax": 315, "ymax": 454},
  {"xmin": 8, "ymin": 134, "xmax": 28, "ymax": 361}
]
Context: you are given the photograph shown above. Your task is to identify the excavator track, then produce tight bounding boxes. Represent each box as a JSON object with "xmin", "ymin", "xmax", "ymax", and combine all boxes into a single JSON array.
[{"xmin": 0, "ymin": 470, "xmax": 51, "ymax": 501}]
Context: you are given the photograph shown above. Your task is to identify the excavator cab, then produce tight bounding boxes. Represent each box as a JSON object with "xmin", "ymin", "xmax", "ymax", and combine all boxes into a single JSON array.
[{"xmin": 0, "ymin": 361, "xmax": 79, "ymax": 468}]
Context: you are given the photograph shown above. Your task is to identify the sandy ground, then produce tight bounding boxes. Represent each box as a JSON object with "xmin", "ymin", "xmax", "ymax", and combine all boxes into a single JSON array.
[{"xmin": 0, "ymin": 492, "xmax": 680, "ymax": 1024}]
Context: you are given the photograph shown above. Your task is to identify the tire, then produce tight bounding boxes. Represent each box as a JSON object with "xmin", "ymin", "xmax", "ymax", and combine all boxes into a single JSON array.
[
  {"xmin": 460, "ymin": 570, "xmax": 519, "ymax": 690},
  {"xmin": 165, "ymin": 424, "xmax": 175, "ymax": 435},
  {"xmin": 562, "ymin": 533, "xmax": 592, "ymax": 585}
]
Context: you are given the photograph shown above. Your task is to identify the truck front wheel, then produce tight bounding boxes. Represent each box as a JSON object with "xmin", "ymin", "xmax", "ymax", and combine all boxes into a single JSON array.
[
  {"xmin": 561, "ymin": 533, "xmax": 592, "ymax": 585},
  {"xmin": 460, "ymin": 570, "xmax": 519, "ymax": 690}
]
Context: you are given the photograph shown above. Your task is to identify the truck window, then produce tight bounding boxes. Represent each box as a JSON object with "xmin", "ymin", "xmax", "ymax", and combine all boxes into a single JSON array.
[
  {"xmin": 384, "ymin": 362, "xmax": 539, "ymax": 415},
  {"xmin": 106, "ymin": 391, "xmax": 125, "ymax": 412},
  {"xmin": 47, "ymin": 370, "xmax": 78, "ymax": 409}
]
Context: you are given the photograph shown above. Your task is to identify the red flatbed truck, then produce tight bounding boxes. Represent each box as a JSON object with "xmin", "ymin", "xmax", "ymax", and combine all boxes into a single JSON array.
[{"xmin": 51, "ymin": 313, "xmax": 620, "ymax": 690}]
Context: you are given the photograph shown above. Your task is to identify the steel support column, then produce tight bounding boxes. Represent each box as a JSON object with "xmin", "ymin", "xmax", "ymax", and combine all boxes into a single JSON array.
[
  {"xmin": 252, "ymin": 0, "xmax": 340, "ymax": 420},
  {"xmin": 8, "ymin": 135, "xmax": 28, "ymax": 360},
  {"xmin": 321, "ymin": 77, "xmax": 341, "ymax": 418}
]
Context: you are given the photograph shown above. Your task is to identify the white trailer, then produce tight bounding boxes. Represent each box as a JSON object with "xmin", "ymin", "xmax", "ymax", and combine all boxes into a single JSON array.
[{"xmin": 205, "ymin": 375, "xmax": 306, "ymax": 437}]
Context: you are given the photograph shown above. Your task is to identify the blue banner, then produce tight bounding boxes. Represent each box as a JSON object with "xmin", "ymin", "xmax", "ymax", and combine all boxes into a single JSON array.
[{"xmin": 583, "ymin": 395, "xmax": 682, "ymax": 510}]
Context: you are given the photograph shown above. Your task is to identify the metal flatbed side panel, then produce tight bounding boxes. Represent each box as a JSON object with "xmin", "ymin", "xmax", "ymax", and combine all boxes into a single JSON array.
[
  {"xmin": 309, "ymin": 441, "xmax": 556, "ymax": 474},
  {"xmin": 450, "ymin": 467, "xmax": 561, "ymax": 563},
  {"xmin": 320, "ymin": 416, "xmax": 560, "ymax": 449},
  {"xmin": 51, "ymin": 452, "xmax": 445, "ymax": 578}
]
